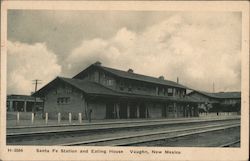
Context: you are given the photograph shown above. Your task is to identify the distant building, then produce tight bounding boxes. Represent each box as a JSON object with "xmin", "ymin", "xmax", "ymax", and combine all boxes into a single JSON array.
[
  {"xmin": 188, "ymin": 91, "xmax": 241, "ymax": 113},
  {"xmin": 7, "ymin": 94, "xmax": 44, "ymax": 112},
  {"xmin": 34, "ymin": 61, "xmax": 201, "ymax": 120}
]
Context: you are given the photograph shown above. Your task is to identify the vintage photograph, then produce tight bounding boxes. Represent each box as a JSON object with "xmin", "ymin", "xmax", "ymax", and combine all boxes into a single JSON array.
[
  {"xmin": 5, "ymin": 9, "xmax": 242, "ymax": 147},
  {"xmin": 1, "ymin": 1, "xmax": 249, "ymax": 161}
]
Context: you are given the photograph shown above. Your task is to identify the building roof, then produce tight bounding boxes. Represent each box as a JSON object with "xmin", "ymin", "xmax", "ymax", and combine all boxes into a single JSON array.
[
  {"xmin": 7, "ymin": 94, "xmax": 43, "ymax": 101},
  {"xmin": 188, "ymin": 91, "xmax": 241, "ymax": 99},
  {"xmin": 74, "ymin": 63, "xmax": 188, "ymax": 89},
  {"xmin": 34, "ymin": 77, "xmax": 200, "ymax": 103}
]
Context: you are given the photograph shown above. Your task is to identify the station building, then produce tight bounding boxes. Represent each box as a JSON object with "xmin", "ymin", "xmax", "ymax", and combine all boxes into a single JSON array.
[
  {"xmin": 188, "ymin": 91, "xmax": 241, "ymax": 113},
  {"xmin": 34, "ymin": 62, "xmax": 201, "ymax": 120}
]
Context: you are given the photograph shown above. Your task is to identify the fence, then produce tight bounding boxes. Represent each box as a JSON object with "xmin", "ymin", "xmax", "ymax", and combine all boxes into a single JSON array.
[
  {"xmin": 199, "ymin": 112, "xmax": 239, "ymax": 117},
  {"xmin": 7, "ymin": 112, "xmax": 84, "ymax": 125}
]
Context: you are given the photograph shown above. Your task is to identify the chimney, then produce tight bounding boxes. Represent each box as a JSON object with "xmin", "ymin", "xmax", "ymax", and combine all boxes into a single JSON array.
[
  {"xmin": 159, "ymin": 76, "xmax": 164, "ymax": 80},
  {"xmin": 127, "ymin": 69, "xmax": 134, "ymax": 73},
  {"xmin": 94, "ymin": 61, "xmax": 102, "ymax": 66},
  {"xmin": 177, "ymin": 77, "xmax": 179, "ymax": 84}
]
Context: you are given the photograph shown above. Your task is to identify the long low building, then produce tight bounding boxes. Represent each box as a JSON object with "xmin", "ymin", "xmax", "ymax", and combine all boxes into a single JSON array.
[
  {"xmin": 34, "ymin": 62, "xmax": 201, "ymax": 120},
  {"xmin": 188, "ymin": 91, "xmax": 241, "ymax": 113},
  {"xmin": 7, "ymin": 94, "xmax": 44, "ymax": 112}
]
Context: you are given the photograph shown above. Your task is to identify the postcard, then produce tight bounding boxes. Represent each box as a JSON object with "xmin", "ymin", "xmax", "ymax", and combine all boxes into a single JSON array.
[{"xmin": 0, "ymin": 1, "xmax": 249, "ymax": 161}]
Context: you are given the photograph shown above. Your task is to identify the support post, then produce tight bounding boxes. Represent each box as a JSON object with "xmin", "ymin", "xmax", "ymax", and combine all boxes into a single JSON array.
[
  {"xmin": 45, "ymin": 113, "xmax": 48, "ymax": 125},
  {"xmin": 16, "ymin": 112, "xmax": 20, "ymax": 125},
  {"xmin": 58, "ymin": 113, "xmax": 61, "ymax": 124},
  {"xmin": 116, "ymin": 104, "xmax": 120, "ymax": 119},
  {"xmin": 24, "ymin": 101, "xmax": 27, "ymax": 112},
  {"xmin": 127, "ymin": 104, "xmax": 130, "ymax": 119},
  {"xmin": 69, "ymin": 113, "xmax": 72, "ymax": 124},
  {"xmin": 9, "ymin": 101, "xmax": 13, "ymax": 112},
  {"xmin": 174, "ymin": 103, "xmax": 177, "ymax": 118},
  {"xmin": 31, "ymin": 112, "xmax": 34, "ymax": 124},
  {"xmin": 136, "ymin": 104, "xmax": 140, "ymax": 118},
  {"xmin": 79, "ymin": 113, "xmax": 82, "ymax": 124},
  {"xmin": 186, "ymin": 105, "xmax": 190, "ymax": 117}
]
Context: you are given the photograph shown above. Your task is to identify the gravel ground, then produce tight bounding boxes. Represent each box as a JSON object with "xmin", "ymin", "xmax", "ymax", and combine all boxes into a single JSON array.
[
  {"xmin": 7, "ymin": 119, "xmax": 239, "ymax": 146},
  {"xmin": 7, "ymin": 116, "xmax": 240, "ymax": 134},
  {"xmin": 7, "ymin": 115, "xmax": 240, "ymax": 127},
  {"xmin": 142, "ymin": 126, "xmax": 240, "ymax": 147}
]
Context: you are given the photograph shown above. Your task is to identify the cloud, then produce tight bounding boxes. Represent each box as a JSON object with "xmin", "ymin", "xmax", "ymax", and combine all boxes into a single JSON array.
[
  {"xmin": 7, "ymin": 41, "xmax": 61, "ymax": 95},
  {"xmin": 64, "ymin": 12, "xmax": 241, "ymax": 92}
]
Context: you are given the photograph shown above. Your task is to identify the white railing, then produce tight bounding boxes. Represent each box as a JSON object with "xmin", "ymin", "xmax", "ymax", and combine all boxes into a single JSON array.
[
  {"xmin": 8, "ymin": 112, "xmax": 84, "ymax": 126},
  {"xmin": 199, "ymin": 112, "xmax": 239, "ymax": 117}
]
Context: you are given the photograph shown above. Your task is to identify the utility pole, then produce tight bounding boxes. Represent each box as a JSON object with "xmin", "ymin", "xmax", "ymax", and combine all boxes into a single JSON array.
[
  {"xmin": 32, "ymin": 79, "xmax": 42, "ymax": 113},
  {"xmin": 33, "ymin": 79, "xmax": 42, "ymax": 93}
]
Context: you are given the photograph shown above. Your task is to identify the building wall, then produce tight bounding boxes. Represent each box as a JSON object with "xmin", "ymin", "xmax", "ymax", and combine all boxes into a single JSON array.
[
  {"xmin": 188, "ymin": 93, "xmax": 215, "ymax": 102},
  {"xmin": 81, "ymin": 69, "xmax": 118, "ymax": 91},
  {"xmin": 115, "ymin": 79, "xmax": 186, "ymax": 99},
  {"xmin": 88, "ymin": 101, "xmax": 106, "ymax": 119},
  {"xmin": 221, "ymin": 98, "xmax": 240, "ymax": 105},
  {"xmin": 176, "ymin": 104, "xmax": 184, "ymax": 117},
  {"xmin": 148, "ymin": 103, "xmax": 163, "ymax": 118},
  {"xmin": 77, "ymin": 68, "xmax": 187, "ymax": 99},
  {"xmin": 44, "ymin": 83, "xmax": 86, "ymax": 119},
  {"xmin": 41, "ymin": 67, "xmax": 200, "ymax": 120},
  {"xmin": 166, "ymin": 103, "xmax": 176, "ymax": 118}
]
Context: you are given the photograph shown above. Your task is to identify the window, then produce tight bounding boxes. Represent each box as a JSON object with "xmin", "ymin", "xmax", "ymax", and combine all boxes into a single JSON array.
[
  {"xmin": 168, "ymin": 106, "xmax": 174, "ymax": 112},
  {"xmin": 119, "ymin": 80, "xmax": 125, "ymax": 91},
  {"xmin": 168, "ymin": 88, "xmax": 173, "ymax": 96},
  {"xmin": 156, "ymin": 87, "xmax": 159, "ymax": 95},
  {"xmin": 65, "ymin": 88, "xmax": 72, "ymax": 94},
  {"xmin": 107, "ymin": 79, "xmax": 114, "ymax": 86},
  {"xmin": 128, "ymin": 85, "xmax": 132, "ymax": 92},
  {"xmin": 57, "ymin": 97, "xmax": 71, "ymax": 105}
]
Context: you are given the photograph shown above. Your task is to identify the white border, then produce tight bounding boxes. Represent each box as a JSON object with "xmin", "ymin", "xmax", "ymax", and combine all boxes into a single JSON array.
[{"xmin": 1, "ymin": 1, "xmax": 249, "ymax": 161}]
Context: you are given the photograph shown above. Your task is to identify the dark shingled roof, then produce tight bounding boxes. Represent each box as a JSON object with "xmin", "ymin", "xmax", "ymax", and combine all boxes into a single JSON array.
[
  {"xmin": 74, "ymin": 63, "xmax": 188, "ymax": 89},
  {"xmin": 189, "ymin": 91, "xmax": 241, "ymax": 99},
  {"xmin": 61, "ymin": 77, "xmax": 120, "ymax": 96},
  {"xmin": 101, "ymin": 66, "xmax": 187, "ymax": 89},
  {"xmin": 8, "ymin": 94, "xmax": 34, "ymax": 99},
  {"xmin": 33, "ymin": 77, "xmax": 117, "ymax": 97},
  {"xmin": 34, "ymin": 77, "xmax": 200, "ymax": 103},
  {"xmin": 7, "ymin": 95, "xmax": 43, "ymax": 102}
]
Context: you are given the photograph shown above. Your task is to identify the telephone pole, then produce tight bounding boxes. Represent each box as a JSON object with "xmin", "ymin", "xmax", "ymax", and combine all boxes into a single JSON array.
[
  {"xmin": 33, "ymin": 79, "xmax": 42, "ymax": 93},
  {"xmin": 32, "ymin": 79, "xmax": 42, "ymax": 113}
]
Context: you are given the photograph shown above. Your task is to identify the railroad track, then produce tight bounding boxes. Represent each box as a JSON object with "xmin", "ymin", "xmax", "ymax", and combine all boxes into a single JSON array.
[
  {"xmin": 57, "ymin": 122, "xmax": 240, "ymax": 146},
  {"xmin": 219, "ymin": 140, "xmax": 240, "ymax": 147},
  {"xmin": 7, "ymin": 118, "xmax": 240, "ymax": 146},
  {"xmin": 7, "ymin": 117, "xmax": 239, "ymax": 136}
]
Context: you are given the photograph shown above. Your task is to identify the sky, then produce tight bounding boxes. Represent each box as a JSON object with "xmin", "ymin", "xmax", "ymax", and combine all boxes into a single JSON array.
[{"xmin": 7, "ymin": 10, "xmax": 242, "ymax": 95}]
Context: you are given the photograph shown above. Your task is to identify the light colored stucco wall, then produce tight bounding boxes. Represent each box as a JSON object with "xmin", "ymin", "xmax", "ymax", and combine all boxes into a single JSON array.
[{"xmin": 44, "ymin": 84, "xmax": 86, "ymax": 120}]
